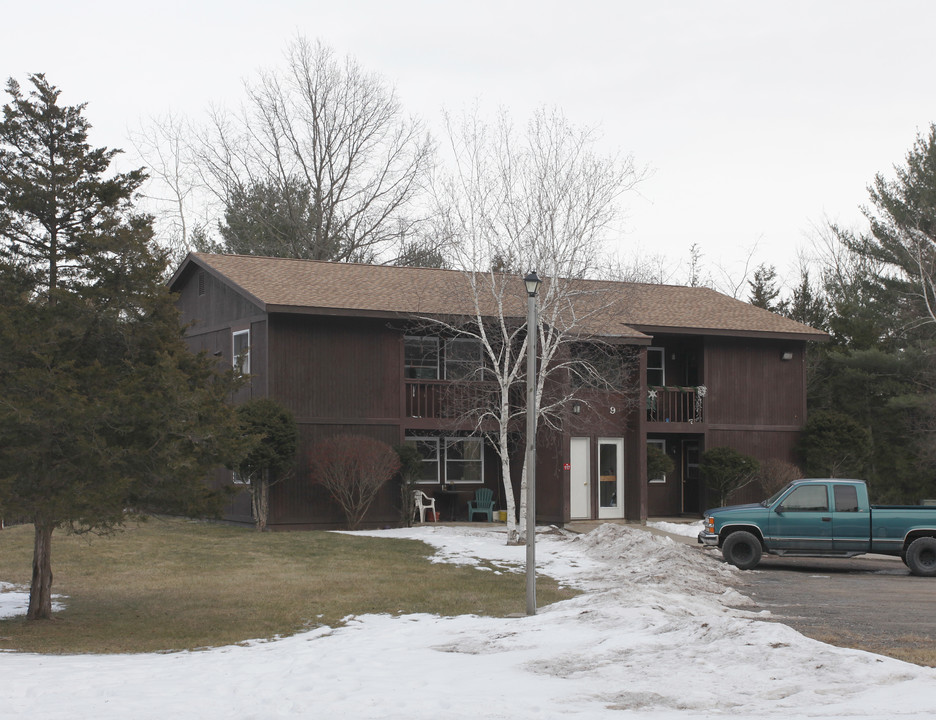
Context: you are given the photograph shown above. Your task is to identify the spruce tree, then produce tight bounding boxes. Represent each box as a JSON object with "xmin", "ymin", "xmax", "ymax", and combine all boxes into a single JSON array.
[
  {"xmin": 0, "ymin": 75, "xmax": 244, "ymax": 620},
  {"xmin": 748, "ymin": 263, "xmax": 781, "ymax": 312}
]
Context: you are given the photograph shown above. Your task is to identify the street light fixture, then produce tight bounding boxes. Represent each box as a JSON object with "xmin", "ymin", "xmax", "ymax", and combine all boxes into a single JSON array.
[{"xmin": 523, "ymin": 270, "xmax": 541, "ymax": 616}]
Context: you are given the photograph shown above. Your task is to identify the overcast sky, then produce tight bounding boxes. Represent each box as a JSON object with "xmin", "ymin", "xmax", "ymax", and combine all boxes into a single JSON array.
[{"xmin": 4, "ymin": 0, "xmax": 936, "ymax": 290}]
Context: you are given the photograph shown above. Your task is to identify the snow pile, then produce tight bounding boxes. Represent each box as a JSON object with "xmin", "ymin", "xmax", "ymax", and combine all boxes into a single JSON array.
[
  {"xmin": 0, "ymin": 582, "xmax": 65, "ymax": 619},
  {"xmin": 0, "ymin": 582, "xmax": 27, "ymax": 619},
  {"xmin": 647, "ymin": 519, "xmax": 704, "ymax": 538},
  {"xmin": 1, "ymin": 523, "xmax": 934, "ymax": 719}
]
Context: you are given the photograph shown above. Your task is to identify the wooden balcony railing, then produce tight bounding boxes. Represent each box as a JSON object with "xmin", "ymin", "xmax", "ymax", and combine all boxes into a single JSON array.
[
  {"xmin": 405, "ymin": 380, "xmax": 498, "ymax": 420},
  {"xmin": 647, "ymin": 385, "xmax": 706, "ymax": 423},
  {"xmin": 406, "ymin": 381, "xmax": 445, "ymax": 418}
]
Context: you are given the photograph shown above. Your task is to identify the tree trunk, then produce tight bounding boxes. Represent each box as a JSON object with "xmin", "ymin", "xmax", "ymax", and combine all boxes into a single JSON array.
[
  {"xmin": 251, "ymin": 472, "xmax": 269, "ymax": 532},
  {"xmin": 502, "ymin": 429, "xmax": 520, "ymax": 545},
  {"xmin": 27, "ymin": 519, "xmax": 55, "ymax": 620}
]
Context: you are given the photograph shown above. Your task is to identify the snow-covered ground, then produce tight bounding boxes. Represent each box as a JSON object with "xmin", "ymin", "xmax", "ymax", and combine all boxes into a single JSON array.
[{"xmin": 2, "ymin": 523, "xmax": 934, "ymax": 719}]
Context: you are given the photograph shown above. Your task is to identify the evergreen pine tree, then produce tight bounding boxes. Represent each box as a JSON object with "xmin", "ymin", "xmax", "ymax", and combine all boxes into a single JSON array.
[
  {"xmin": 0, "ymin": 75, "xmax": 245, "ymax": 620},
  {"xmin": 748, "ymin": 263, "xmax": 781, "ymax": 312}
]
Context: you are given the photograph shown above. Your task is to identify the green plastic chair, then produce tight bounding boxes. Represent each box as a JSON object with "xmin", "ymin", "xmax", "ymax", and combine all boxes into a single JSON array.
[{"xmin": 467, "ymin": 488, "xmax": 495, "ymax": 521}]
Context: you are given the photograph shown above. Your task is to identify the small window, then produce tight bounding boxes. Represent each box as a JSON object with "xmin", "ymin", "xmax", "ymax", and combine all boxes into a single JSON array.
[
  {"xmin": 233, "ymin": 329, "xmax": 250, "ymax": 375},
  {"xmin": 404, "ymin": 336, "xmax": 439, "ymax": 379},
  {"xmin": 571, "ymin": 344, "xmax": 630, "ymax": 390},
  {"xmin": 834, "ymin": 485, "xmax": 860, "ymax": 513},
  {"xmin": 405, "ymin": 437, "xmax": 440, "ymax": 484},
  {"xmin": 647, "ymin": 347, "xmax": 665, "ymax": 387},
  {"xmin": 445, "ymin": 338, "xmax": 483, "ymax": 380},
  {"xmin": 647, "ymin": 439, "xmax": 666, "ymax": 484},
  {"xmin": 445, "ymin": 437, "xmax": 483, "ymax": 484},
  {"xmin": 198, "ymin": 270, "xmax": 206, "ymax": 296},
  {"xmin": 780, "ymin": 485, "xmax": 829, "ymax": 512}
]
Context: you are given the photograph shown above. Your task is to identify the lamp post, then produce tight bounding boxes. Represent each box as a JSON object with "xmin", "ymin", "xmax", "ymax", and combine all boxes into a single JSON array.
[{"xmin": 523, "ymin": 270, "xmax": 541, "ymax": 616}]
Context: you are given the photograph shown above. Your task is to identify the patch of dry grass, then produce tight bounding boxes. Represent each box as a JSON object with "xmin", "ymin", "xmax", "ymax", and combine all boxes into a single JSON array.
[
  {"xmin": 0, "ymin": 519, "xmax": 577, "ymax": 654},
  {"xmin": 808, "ymin": 630, "xmax": 936, "ymax": 667}
]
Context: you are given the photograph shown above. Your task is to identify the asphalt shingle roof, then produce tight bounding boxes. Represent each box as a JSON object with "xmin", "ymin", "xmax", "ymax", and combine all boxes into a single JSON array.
[{"xmin": 176, "ymin": 253, "xmax": 826, "ymax": 341}]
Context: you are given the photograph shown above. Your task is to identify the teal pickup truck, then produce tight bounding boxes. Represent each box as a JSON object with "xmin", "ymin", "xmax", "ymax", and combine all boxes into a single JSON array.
[{"xmin": 697, "ymin": 478, "xmax": 936, "ymax": 576}]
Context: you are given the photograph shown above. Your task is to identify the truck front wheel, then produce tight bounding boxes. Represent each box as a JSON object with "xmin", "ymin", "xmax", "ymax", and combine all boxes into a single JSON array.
[
  {"xmin": 905, "ymin": 537, "xmax": 936, "ymax": 577},
  {"xmin": 722, "ymin": 531, "xmax": 762, "ymax": 570}
]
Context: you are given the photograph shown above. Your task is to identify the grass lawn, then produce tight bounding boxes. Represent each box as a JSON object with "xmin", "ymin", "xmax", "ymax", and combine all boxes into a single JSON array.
[{"xmin": 0, "ymin": 518, "xmax": 577, "ymax": 654}]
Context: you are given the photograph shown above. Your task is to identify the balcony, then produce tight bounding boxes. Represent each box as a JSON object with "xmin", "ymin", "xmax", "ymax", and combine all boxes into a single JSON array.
[
  {"xmin": 647, "ymin": 385, "xmax": 705, "ymax": 424},
  {"xmin": 406, "ymin": 380, "xmax": 445, "ymax": 418},
  {"xmin": 405, "ymin": 380, "xmax": 496, "ymax": 421}
]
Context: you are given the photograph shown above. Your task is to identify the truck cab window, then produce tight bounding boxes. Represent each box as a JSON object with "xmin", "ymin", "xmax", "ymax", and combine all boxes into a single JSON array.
[
  {"xmin": 779, "ymin": 485, "xmax": 829, "ymax": 512},
  {"xmin": 834, "ymin": 485, "xmax": 860, "ymax": 512}
]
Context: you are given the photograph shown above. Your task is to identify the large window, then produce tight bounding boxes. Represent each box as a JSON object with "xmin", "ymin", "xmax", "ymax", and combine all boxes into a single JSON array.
[
  {"xmin": 233, "ymin": 329, "xmax": 250, "ymax": 375},
  {"xmin": 405, "ymin": 437, "xmax": 440, "ymax": 484},
  {"xmin": 404, "ymin": 336, "xmax": 439, "ymax": 379},
  {"xmin": 647, "ymin": 347, "xmax": 665, "ymax": 386},
  {"xmin": 445, "ymin": 338, "xmax": 483, "ymax": 380},
  {"xmin": 570, "ymin": 344, "xmax": 630, "ymax": 390},
  {"xmin": 404, "ymin": 435, "xmax": 484, "ymax": 485},
  {"xmin": 445, "ymin": 437, "xmax": 483, "ymax": 483}
]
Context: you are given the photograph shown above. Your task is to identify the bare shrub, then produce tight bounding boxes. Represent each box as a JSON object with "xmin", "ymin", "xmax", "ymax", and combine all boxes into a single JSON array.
[
  {"xmin": 310, "ymin": 435, "xmax": 401, "ymax": 530},
  {"xmin": 758, "ymin": 458, "xmax": 803, "ymax": 498}
]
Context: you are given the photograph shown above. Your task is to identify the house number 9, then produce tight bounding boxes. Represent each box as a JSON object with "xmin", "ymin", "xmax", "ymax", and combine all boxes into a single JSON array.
[{"xmin": 609, "ymin": 407, "xmax": 616, "ymax": 414}]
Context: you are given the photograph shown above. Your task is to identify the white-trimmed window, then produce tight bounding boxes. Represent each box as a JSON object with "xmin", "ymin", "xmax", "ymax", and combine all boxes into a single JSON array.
[
  {"xmin": 404, "ymin": 435, "xmax": 484, "ymax": 485},
  {"xmin": 405, "ymin": 436, "xmax": 440, "ymax": 484},
  {"xmin": 445, "ymin": 338, "xmax": 483, "ymax": 380},
  {"xmin": 445, "ymin": 437, "xmax": 484, "ymax": 484},
  {"xmin": 647, "ymin": 347, "xmax": 665, "ymax": 386},
  {"xmin": 648, "ymin": 439, "xmax": 667, "ymax": 484},
  {"xmin": 404, "ymin": 336, "xmax": 439, "ymax": 379},
  {"xmin": 233, "ymin": 329, "xmax": 250, "ymax": 375}
]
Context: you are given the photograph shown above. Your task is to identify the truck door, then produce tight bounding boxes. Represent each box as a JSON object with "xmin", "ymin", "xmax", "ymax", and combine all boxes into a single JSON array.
[
  {"xmin": 766, "ymin": 483, "xmax": 834, "ymax": 551},
  {"xmin": 831, "ymin": 483, "xmax": 871, "ymax": 553}
]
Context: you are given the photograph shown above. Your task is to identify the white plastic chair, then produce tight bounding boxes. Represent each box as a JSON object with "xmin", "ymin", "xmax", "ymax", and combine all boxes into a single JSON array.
[{"xmin": 413, "ymin": 490, "xmax": 437, "ymax": 523}]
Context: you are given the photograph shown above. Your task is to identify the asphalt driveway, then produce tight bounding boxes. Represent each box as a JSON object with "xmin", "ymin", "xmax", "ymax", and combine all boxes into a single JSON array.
[{"xmin": 710, "ymin": 549, "xmax": 936, "ymax": 662}]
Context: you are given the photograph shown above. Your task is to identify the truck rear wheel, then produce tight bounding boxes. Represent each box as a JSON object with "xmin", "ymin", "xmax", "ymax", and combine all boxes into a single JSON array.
[
  {"xmin": 722, "ymin": 531, "xmax": 762, "ymax": 570},
  {"xmin": 905, "ymin": 537, "xmax": 936, "ymax": 577}
]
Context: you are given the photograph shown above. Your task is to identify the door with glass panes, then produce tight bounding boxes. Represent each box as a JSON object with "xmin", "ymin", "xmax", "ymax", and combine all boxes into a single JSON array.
[{"xmin": 597, "ymin": 438, "xmax": 624, "ymax": 519}]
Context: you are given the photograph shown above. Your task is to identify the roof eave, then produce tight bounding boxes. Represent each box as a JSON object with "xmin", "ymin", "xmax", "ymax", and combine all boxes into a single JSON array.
[{"xmin": 627, "ymin": 324, "xmax": 830, "ymax": 342}]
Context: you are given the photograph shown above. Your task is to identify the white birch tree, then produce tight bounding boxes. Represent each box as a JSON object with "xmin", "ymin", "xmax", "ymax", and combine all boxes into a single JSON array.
[{"xmin": 429, "ymin": 108, "xmax": 646, "ymax": 543}]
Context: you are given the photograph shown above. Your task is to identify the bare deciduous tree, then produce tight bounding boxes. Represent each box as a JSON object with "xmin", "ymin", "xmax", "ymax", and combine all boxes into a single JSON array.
[
  {"xmin": 129, "ymin": 112, "xmax": 209, "ymax": 268},
  {"xmin": 757, "ymin": 458, "xmax": 803, "ymax": 498},
  {"xmin": 425, "ymin": 107, "xmax": 646, "ymax": 543},
  {"xmin": 196, "ymin": 37, "xmax": 435, "ymax": 263},
  {"xmin": 310, "ymin": 435, "xmax": 401, "ymax": 530},
  {"xmin": 132, "ymin": 38, "xmax": 438, "ymax": 266}
]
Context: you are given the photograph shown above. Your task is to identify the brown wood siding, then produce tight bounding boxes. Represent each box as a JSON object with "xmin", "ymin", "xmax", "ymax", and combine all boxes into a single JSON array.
[
  {"xmin": 705, "ymin": 427, "xmax": 801, "ymax": 506},
  {"xmin": 174, "ymin": 265, "xmax": 263, "ymax": 330},
  {"xmin": 173, "ymin": 266, "xmax": 268, "ymax": 402},
  {"xmin": 268, "ymin": 315, "xmax": 400, "ymax": 421},
  {"xmin": 704, "ymin": 338, "xmax": 807, "ymax": 427},
  {"xmin": 270, "ymin": 423, "xmax": 403, "ymax": 528},
  {"xmin": 535, "ymin": 431, "xmax": 565, "ymax": 524},
  {"xmin": 647, "ymin": 467, "xmax": 681, "ymax": 516}
]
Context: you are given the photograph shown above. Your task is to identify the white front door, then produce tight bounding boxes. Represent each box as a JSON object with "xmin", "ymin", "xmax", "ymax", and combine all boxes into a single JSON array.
[
  {"xmin": 597, "ymin": 438, "xmax": 625, "ymax": 519},
  {"xmin": 570, "ymin": 437, "xmax": 590, "ymax": 519}
]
